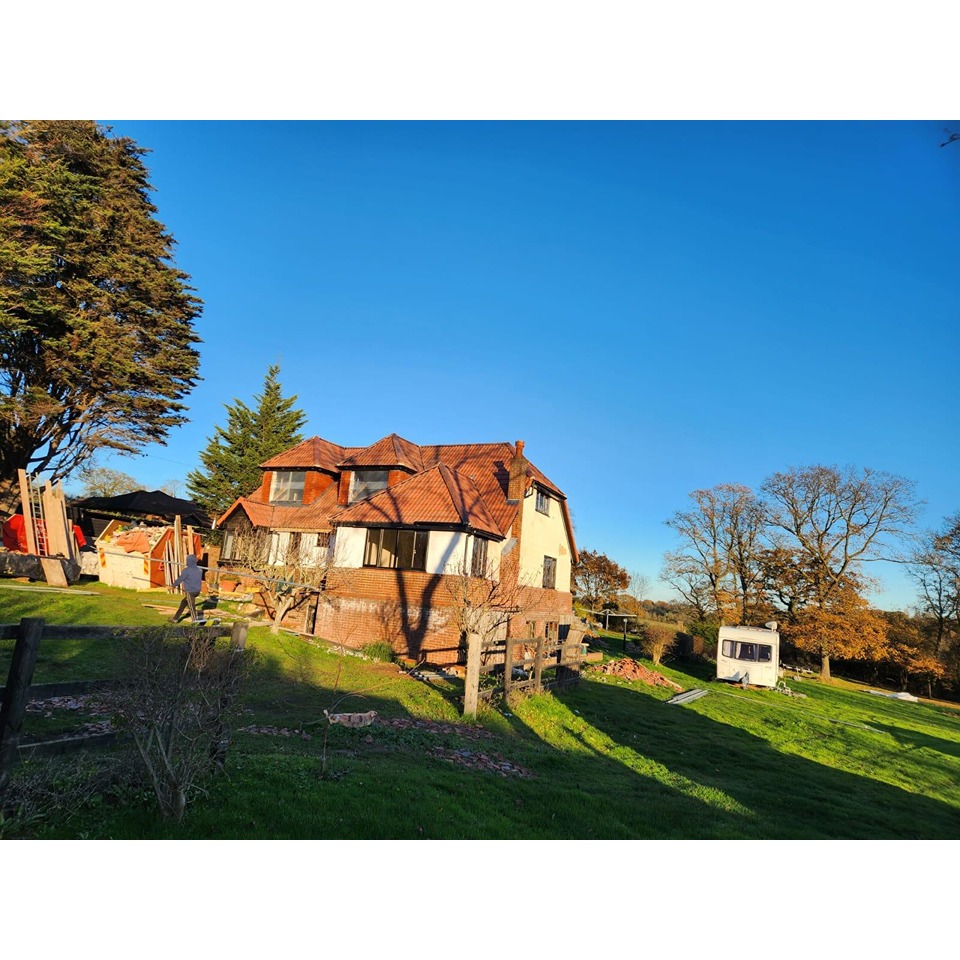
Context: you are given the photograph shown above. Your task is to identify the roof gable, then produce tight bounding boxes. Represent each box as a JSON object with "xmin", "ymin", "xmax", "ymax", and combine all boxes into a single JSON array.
[
  {"xmin": 338, "ymin": 433, "xmax": 424, "ymax": 472},
  {"xmin": 260, "ymin": 436, "xmax": 357, "ymax": 472}
]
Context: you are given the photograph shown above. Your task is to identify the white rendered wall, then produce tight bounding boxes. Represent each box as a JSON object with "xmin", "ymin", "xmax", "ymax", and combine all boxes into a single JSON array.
[
  {"xmin": 336, "ymin": 526, "xmax": 367, "ymax": 568},
  {"xmin": 517, "ymin": 490, "xmax": 573, "ymax": 591}
]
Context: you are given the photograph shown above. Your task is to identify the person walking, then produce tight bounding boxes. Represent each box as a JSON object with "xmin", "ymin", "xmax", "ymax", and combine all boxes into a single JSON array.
[{"xmin": 169, "ymin": 554, "xmax": 204, "ymax": 623}]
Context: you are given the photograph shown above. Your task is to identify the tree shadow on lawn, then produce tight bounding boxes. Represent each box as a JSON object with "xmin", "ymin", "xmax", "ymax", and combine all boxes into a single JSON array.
[
  {"xmin": 518, "ymin": 680, "xmax": 960, "ymax": 839},
  {"xmin": 865, "ymin": 721, "xmax": 960, "ymax": 762}
]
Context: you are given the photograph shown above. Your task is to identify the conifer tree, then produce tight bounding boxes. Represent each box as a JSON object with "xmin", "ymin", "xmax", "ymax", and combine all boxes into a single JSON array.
[
  {"xmin": 187, "ymin": 365, "xmax": 306, "ymax": 520},
  {"xmin": 0, "ymin": 121, "xmax": 202, "ymax": 504}
]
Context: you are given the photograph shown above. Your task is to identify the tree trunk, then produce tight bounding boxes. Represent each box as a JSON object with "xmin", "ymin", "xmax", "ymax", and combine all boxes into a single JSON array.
[
  {"xmin": 820, "ymin": 652, "xmax": 831, "ymax": 681},
  {"xmin": 271, "ymin": 596, "xmax": 295, "ymax": 634}
]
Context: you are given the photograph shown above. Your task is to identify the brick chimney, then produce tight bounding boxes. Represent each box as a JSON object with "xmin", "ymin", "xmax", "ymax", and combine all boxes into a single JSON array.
[{"xmin": 507, "ymin": 440, "xmax": 528, "ymax": 502}]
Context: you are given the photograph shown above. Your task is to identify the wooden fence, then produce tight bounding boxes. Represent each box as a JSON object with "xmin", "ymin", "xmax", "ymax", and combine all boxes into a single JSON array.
[
  {"xmin": 0, "ymin": 618, "xmax": 248, "ymax": 790},
  {"xmin": 462, "ymin": 631, "xmax": 584, "ymax": 715}
]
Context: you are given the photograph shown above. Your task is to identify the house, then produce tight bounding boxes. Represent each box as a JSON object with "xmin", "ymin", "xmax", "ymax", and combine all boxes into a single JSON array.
[{"xmin": 216, "ymin": 434, "xmax": 578, "ymax": 663}]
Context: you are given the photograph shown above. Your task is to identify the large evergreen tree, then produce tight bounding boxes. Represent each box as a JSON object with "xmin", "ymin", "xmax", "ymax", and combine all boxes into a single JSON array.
[
  {"xmin": 187, "ymin": 364, "xmax": 306, "ymax": 520},
  {"xmin": 0, "ymin": 121, "xmax": 202, "ymax": 503}
]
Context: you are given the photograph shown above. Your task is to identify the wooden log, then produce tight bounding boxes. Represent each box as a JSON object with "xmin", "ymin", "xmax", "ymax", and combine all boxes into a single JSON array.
[
  {"xmin": 504, "ymin": 635, "xmax": 514, "ymax": 696},
  {"xmin": 0, "ymin": 617, "xmax": 44, "ymax": 789},
  {"xmin": 463, "ymin": 632, "xmax": 481, "ymax": 716}
]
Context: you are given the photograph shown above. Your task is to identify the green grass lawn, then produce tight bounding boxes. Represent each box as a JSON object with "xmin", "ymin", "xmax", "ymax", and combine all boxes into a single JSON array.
[{"xmin": 3, "ymin": 581, "xmax": 960, "ymax": 839}]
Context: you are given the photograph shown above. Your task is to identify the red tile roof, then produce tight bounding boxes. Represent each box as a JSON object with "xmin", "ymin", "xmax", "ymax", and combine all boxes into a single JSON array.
[
  {"xmin": 260, "ymin": 436, "xmax": 360, "ymax": 472},
  {"xmin": 336, "ymin": 464, "xmax": 503, "ymax": 538},
  {"xmin": 225, "ymin": 483, "xmax": 340, "ymax": 531},
  {"xmin": 220, "ymin": 435, "xmax": 577, "ymax": 559},
  {"xmin": 338, "ymin": 433, "xmax": 424, "ymax": 472}
]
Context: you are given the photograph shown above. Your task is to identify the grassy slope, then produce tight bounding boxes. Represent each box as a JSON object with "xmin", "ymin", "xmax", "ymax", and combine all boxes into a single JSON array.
[{"xmin": 2, "ymin": 582, "xmax": 959, "ymax": 839}]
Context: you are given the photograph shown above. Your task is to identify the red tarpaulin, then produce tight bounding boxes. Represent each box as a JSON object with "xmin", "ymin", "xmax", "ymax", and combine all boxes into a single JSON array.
[{"xmin": 1, "ymin": 514, "xmax": 86, "ymax": 554}]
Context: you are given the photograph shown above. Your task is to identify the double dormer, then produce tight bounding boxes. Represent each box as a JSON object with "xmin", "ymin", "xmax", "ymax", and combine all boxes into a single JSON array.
[{"xmin": 258, "ymin": 433, "xmax": 424, "ymax": 508}]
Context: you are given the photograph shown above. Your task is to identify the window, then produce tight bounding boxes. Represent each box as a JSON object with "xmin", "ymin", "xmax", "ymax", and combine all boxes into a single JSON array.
[
  {"xmin": 721, "ymin": 640, "xmax": 773, "ymax": 662},
  {"xmin": 315, "ymin": 532, "xmax": 330, "ymax": 549},
  {"xmin": 270, "ymin": 470, "xmax": 306, "ymax": 503},
  {"xmin": 545, "ymin": 621, "xmax": 559, "ymax": 641},
  {"xmin": 350, "ymin": 470, "xmax": 389, "ymax": 503},
  {"xmin": 542, "ymin": 555, "xmax": 557, "ymax": 590},
  {"xmin": 221, "ymin": 528, "xmax": 236, "ymax": 561},
  {"xmin": 364, "ymin": 528, "xmax": 428, "ymax": 570},
  {"xmin": 536, "ymin": 488, "xmax": 550, "ymax": 515},
  {"xmin": 470, "ymin": 536, "xmax": 489, "ymax": 577}
]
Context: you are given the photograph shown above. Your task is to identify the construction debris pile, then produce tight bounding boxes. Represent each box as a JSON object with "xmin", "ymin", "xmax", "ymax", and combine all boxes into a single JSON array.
[
  {"xmin": 96, "ymin": 517, "xmax": 201, "ymax": 591},
  {"xmin": 593, "ymin": 658, "xmax": 684, "ymax": 691}
]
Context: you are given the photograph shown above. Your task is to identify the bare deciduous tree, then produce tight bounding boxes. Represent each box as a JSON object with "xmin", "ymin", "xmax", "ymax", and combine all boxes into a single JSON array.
[
  {"xmin": 664, "ymin": 484, "xmax": 767, "ymax": 625},
  {"xmin": 110, "ymin": 628, "xmax": 247, "ymax": 822},
  {"xmin": 762, "ymin": 464, "xmax": 921, "ymax": 679},
  {"xmin": 221, "ymin": 520, "xmax": 341, "ymax": 634}
]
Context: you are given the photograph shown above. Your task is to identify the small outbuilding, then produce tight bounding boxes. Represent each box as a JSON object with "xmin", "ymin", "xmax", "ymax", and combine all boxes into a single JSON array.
[{"xmin": 716, "ymin": 622, "xmax": 780, "ymax": 688}]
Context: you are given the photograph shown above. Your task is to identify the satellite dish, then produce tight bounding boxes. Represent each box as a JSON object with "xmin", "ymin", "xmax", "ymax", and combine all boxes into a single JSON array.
[{"xmin": 765, "ymin": 621, "xmax": 778, "ymax": 632}]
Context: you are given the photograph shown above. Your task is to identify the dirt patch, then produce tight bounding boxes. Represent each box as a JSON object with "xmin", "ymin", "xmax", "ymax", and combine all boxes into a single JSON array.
[
  {"xmin": 375, "ymin": 716, "xmax": 495, "ymax": 740},
  {"xmin": 592, "ymin": 658, "xmax": 684, "ymax": 691},
  {"xmin": 239, "ymin": 715, "xmax": 531, "ymax": 776},
  {"xmin": 427, "ymin": 745, "xmax": 534, "ymax": 777}
]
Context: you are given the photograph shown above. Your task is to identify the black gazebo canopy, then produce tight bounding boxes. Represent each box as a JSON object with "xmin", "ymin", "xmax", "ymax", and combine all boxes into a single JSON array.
[{"xmin": 71, "ymin": 490, "xmax": 211, "ymax": 528}]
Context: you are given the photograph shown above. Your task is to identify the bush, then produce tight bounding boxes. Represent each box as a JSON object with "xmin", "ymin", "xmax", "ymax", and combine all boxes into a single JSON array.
[
  {"xmin": 636, "ymin": 623, "xmax": 680, "ymax": 665},
  {"xmin": 363, "ymin": 641, "xmax": 395, "ymax": 663},
  {"xmin": 109, "ymin": 628, "xmax": 248, "ymax": 822},
  {"xmin": 688, "ymin": 622, "xmax": 719, "ymax": 659},
  {"xmin": 0, "ymin": 752, "xmax": 143, "ymax": 839}
]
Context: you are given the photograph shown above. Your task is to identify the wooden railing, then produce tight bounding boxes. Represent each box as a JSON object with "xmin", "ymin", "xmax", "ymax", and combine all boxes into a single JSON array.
[
  {"xmin": 462, "ymin": 631, "xmax": 583, "ymax": 715},
  {"xmin": 0, "ymin": 618, "xmax": 248, "ymax": 790}
]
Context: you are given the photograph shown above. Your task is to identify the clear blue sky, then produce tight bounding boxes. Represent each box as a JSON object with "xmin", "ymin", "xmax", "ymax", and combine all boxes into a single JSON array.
[{"xmin": 93, "ymin": 121, "xmax": 960, "ymax": 610}]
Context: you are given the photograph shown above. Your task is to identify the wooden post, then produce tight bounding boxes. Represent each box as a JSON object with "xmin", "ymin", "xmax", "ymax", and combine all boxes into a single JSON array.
[
  {"xmin": 504, "ymin": 635, "xmax": 514, "ymax": 696},
  {"xmin": 0, "ymin": 618, "xmax": 44, "ymax": 791},
  {"xmin": 230, "ymin": 621, "xmax": 248, "ymax": 652},
  {"xmin": 463, "ymin": 632, "xmax": 481, "ymax": 716},
  {"xmin": 533, "ymin": 635, "xmax": 545, "ymax": 692}
]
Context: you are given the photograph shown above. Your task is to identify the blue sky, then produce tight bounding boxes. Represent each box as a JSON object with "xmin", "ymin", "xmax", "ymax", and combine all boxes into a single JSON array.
[{"xmin": 93, "ymin": 121, "xmax": 960, "ymax": 610}]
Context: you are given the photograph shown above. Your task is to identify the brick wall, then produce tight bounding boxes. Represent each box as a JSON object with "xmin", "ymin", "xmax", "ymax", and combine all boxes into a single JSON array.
[
  {"xmin": 290, "ymin": 565, "xmax": 574, "ymax": 666},
  {"xmin": 304, "ymin": 470, "xmax": 334, "ymax": 503}
]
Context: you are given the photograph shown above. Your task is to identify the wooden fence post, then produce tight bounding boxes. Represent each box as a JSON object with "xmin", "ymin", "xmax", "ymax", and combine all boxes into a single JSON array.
[
  {"xmin": 504, "ymin": 635, "xmax": 514, "ymax": 697},
  {"xmin": 463, "ymin": 632, "xmax": 481, "ymax": 716},
  {"xmin": 230, "ymin": 621, "xmax": 248, "ymax": 652},
  {"xmin": 533, "ymin": 635, "xmax": 545, "ymax": 692},
  {"xmin": 0, "ymin": 618, "xmax": 45, "ymax": 791}
]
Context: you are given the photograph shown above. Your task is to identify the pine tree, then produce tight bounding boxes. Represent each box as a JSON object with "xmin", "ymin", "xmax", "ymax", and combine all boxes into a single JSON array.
[{"xmin": 187, "ymin": 365, "xmax": 306, "ymax": 520}]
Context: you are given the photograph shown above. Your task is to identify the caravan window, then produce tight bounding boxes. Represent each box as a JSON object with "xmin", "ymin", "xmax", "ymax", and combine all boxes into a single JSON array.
[{"xmin": 722, "ymin": 640, "xmax": 773, "ymax": 662}]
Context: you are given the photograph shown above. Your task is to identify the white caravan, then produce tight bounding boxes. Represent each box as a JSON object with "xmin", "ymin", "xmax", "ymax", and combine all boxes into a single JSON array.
[{"xmin": 716, "ymin": 623, "xmax": 780, "ymax": 688}]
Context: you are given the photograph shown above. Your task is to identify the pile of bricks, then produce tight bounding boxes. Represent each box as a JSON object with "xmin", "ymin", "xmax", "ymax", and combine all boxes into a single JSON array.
[{"xmin": 594, "ymin": 658, "xmax": 684, "ymax": 691}]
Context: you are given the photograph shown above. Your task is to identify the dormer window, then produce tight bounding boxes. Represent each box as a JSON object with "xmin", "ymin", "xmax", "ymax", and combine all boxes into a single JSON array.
[
  {"xmin": 350, "ymin": 469, "xmax": 389, "ymax": 503},
  {"xmin": 270, "ymin": 470, "xmax": 306, "ymax": 503}
]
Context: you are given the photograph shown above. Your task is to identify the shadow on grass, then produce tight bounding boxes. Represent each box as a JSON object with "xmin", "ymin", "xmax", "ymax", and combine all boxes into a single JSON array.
[{"xmin": 508, "ymin": 677, "xmax": 960, "ymax": 839}]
